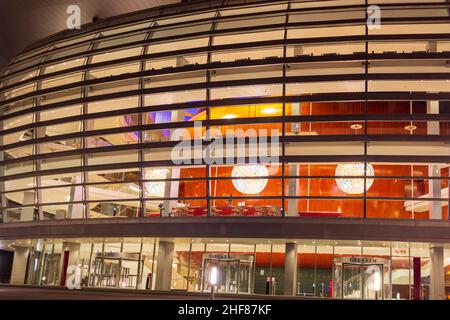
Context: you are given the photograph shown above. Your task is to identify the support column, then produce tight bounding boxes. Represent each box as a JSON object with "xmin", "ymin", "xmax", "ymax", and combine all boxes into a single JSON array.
[
  {"xmin": 287, "ymin": 165, "xmax": 299, "ymax": 216},
  {"xmin": 291, "ymin": 102, "xmax": 301, "ymax": 134},
  {"xmin": 154, "ymin": 241, "xmax": 175, "ymax": 291},
  {"xmin": 68, "ymin": 176, "xmax": 83, "ymax": 219},
  {"xmin": 427, "ymin": 100, "xmax": 442, "ymax": 219},
  {"xmin": 284, "ymin": 242, "xmax": 298, "ymax": 296},
  {"xmin": 10, "ymin": 247, "xmax": 30, "ymax": 285},
  {"xmin": 21, "ymin": 191, "xmax": 35, "ymax": 222},
  {"xmin": 428, "ymin": 165, "xmax": 442, "ymax": 220},
  {"xmin": 427, "ymin": 100, "xmax": 440, "ymax": 135},
  {"xmin": 429, "ymin": 246, "xmax": 445, "ymax": 300}
]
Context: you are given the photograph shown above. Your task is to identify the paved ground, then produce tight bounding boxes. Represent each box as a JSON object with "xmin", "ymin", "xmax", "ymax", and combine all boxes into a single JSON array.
[{"xmin": 0, "ymin": 285, "xmax": 316, "ymax": 300}]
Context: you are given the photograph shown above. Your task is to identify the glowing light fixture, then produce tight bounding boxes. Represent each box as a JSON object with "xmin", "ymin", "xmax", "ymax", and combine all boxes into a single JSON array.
[
  {"xmin": 350, "ymin": 124, "xmax": 363, "ymax": 130},
  {"xmin": 335, "ymin": 163, "xmax": 374, "ymax": 194},
  {"xmin": 232, "ymin": 165, "xmax": 269, "ymax": 195},
  {"xmin": 404, "ymin": 124, "xmax": 417, "ymax": 132},
  {"xmin": 210, "ymin": 266, "xmax": 218, "ymax": 286},
  {"xmin": 223, "ymin": 114, "xmax": 237, "ymax": 119},
  {"xmin": 144, "ymin": 169, "xmax": 169, "ymax": 197},
  {"xmin": 261, "ymin": 107, "xmax": 278, "ymax": 115}
]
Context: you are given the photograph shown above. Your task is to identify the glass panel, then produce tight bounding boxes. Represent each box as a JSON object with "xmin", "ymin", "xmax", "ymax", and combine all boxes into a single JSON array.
[
  {"xmin": 146, "ymin": 54, "xmax": 207, "ymax": 70},
  {"xmin": 89, "ymin": 201, "xmax": 139, "ymax": 219},
  {"xmin": 211, "ymin": 47, "xmax": 283, "ymax": 63},
  {"xmin": 90, "ymin": 47, "xmax": 143, "ymax": 64},
  {"xmin": 88, "ymin": 63, "xmax": 140, "ymax": 79},
  {"xmin": 213, "ymin": 30, "xmax": 284, "ymax": 46},
  {"xmin": 43, "ymin": 58, "xmax": 86, "ymax": 75},
  {"xmin": 95, "ymin": 32, "xmax": 147, "ymax": 50},
  {"xmin": 88, "ymin": 78, "xmax": 139, "ymax": 96},
  {"xmin": 145, "ymin": 89, "xmax": 206, "ymax": 106},
  {"xmin": 88, "ymin": 96, "xmax": 139, "ymax": 114},
  {"xmin": 148, "ymin": 38, "xmax": 209, "ymax": 55}
]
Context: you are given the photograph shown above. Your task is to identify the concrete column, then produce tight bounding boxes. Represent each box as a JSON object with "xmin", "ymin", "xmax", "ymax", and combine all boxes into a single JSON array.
[
  {"xmin": 287, "ymin": 165, "xmax": 299, "ymax": 216},
  {"xmin": 154, "ymin": 241, "xmax": 175, "ymax": 291},
  {"xmin": 68, "ymin": 176, "xmax": 83, "ymax": 219},
  {"xmin": 427, "ymin": 100, "xmax": 440, "ymax": 135},
  {"xmin": 284, "ymin": 243, "xmax": 298, "ymax": 296},
  {"xmin": 428, "ymin": 165, "xmax": 442, "ymax": 220},
  {"xmin": 162, "ymin": 170, "xmax": 172, "ymax": 217},
  {"xmin": 429, "ymin": 246, "xmax": 445, "ymax": 300},
  {"xmin": 21, "ymin": 191, "xmax": 35, "ymax": 221},
  {"xmin": 10, "ymin": 247, "xmax": 30, "ymax": 284},
  {"xmin": 291, "ymin": 102, "xmax": 301, "ymax": 134},
  {"xmin": 169, "ymin": 169, "xmax": 181, "ymax": 214}
]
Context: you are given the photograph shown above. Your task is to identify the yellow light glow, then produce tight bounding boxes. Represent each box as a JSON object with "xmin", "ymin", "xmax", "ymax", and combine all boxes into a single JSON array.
[{"xmin": 261, "ymin": 107, "xmax": 278, "ymax": 115}]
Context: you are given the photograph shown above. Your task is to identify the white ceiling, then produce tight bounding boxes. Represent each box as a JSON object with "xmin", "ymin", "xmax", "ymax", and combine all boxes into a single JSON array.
[{"xmin": 0, "ymin": 0, "xmax": 180, "ymax": 70}]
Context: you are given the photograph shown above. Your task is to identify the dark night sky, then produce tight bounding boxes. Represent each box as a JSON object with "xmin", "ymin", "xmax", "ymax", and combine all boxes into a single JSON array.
[{"xmin": 0, "ymin": 0, "xmax": 178, "ymax": 72}]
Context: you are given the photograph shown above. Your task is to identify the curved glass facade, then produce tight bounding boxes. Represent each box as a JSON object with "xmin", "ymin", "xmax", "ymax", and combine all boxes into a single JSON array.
[
  {"xmin": 0, "ymin": 0, "xmax": 450, "ymax": 300},
  {"xmin": 1, "ymin": 0, "xmax": 450, "ymax": 222}
]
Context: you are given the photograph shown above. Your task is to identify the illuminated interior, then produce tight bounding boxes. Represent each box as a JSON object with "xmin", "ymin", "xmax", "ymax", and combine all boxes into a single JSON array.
[{"xmin": 0, "ymin": 0, "xmax": 449, "ymax": 299}]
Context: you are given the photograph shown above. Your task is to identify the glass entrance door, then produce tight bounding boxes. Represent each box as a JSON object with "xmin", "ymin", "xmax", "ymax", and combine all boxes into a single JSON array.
[
  {"xmin": 203, "ymin": 259, "xmax": 239, "ymax": 294},
  {"xmin": 90, "ymin": 253, "xmax": 141, "ymax": 289},
  {"xmin": 342, "ymin": 263, "xmax": 362, "ymax": 299},
  {"xmin": 201, "ymin": 254, "xmax": 254, "ymax": 294},
  {"xmin": 334, "ymin": 257, "xmax": 391, "ymax": 300},
  {"xmin": 342, "ymin": 263, "xmax": 384, "ymax": 299},
  {"xmin": 28, "ymin": 251, "xmax": 61, "ymax": 286}
]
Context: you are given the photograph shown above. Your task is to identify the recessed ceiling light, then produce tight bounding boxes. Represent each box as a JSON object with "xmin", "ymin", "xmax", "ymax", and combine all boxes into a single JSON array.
[
  {"xmin": 350, "ymin": 124, "xmax": 363, "ymax": 130},
  {"xmin": 404, "ymin": 125, "xmax": 417, "ymax": 131}
]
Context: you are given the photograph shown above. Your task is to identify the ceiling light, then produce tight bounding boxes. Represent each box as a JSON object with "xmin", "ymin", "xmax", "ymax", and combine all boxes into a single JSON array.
[
  {"xmin": 261, "ymin": 108, "xmax": 278, "ymax": 115},
  {"xmin": 404, "ymin": 125, "xmax": 417, "ymax": 131},
  {"xmin": 232, "ymin": 165, "xmax": 269, "ymax": 195},
  {"xmin": 335, "ymin": 163, "xmax": 374, "ymax": 194},
  {"xmin": 223, "ymin": 114, "xmax": 237, "ymax": 119},
  {"xmin": 350, "ymin": 124, "xmax": 363, "ymax": 130}
]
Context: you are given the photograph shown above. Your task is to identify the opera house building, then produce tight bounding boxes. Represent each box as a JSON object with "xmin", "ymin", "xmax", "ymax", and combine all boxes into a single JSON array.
[{"xmin": 0, "ymin": 0, "xmax": 449, "ymax": 300}]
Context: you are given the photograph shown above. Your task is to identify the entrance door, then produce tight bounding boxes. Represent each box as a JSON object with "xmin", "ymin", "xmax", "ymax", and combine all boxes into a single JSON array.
[
  {"xmin": 342, "ymin": 263, "xmax": 384, "ymax": 299},
  {"xmin": 203, "ymin": 259, "xmax": 240, "ymax": 294},
  {"xmin": 91, "ymin": 256, "xmax": 140, "ymax": 289}
]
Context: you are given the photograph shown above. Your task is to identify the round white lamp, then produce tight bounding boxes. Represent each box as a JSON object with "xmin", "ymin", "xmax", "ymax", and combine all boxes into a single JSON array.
[
  {"xmin": 335, "ymin": 163, "xmax": 374, "ymax": 194},
  {"xmin": 231, "ymin": 165, "xmax": 269, "ymax": 195}
]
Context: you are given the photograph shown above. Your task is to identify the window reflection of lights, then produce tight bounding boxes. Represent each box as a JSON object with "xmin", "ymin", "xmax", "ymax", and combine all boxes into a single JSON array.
[
  {"xmin": 335, "ymin": 163, "xmax": 374, "ymax": 194},
  {"xmin": 231, "ymin": 165, "xmax": 268, "ymax": 195},
  {"xmin": 144, "ymin": 169, "xmax": 169, "ymax": 197}
]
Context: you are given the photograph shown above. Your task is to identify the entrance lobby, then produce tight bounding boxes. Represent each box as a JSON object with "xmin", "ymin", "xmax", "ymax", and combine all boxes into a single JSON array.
[{"xmin": 1, "ymin": 237, "xmax": 448, "ymax": 300}]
